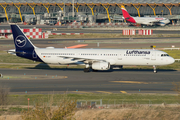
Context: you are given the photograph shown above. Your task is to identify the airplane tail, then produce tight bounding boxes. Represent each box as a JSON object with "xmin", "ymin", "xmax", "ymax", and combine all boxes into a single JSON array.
[
  {"xmin": 11, "ymin": 25, "xmax": 36, "ymax": 50},
  {"xmin": 121, "ymin": 5, "xmax": 130, "ymax": 19},
  {"xmin": 121, "ymin": 5, "xmax": 136, "ymax": 23},
  {"xmin": 10, "ymin": 25, "xmax": 42, "ymax": 62}
]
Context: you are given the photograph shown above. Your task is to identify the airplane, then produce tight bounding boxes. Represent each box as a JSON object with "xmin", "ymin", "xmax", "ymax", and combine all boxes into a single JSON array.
[
  {"xmin": 121, "ymin": 5, "xmax": 170, "ymax": 27},
  {"xmin": 9, "ymin": 25, "xmax": 174, "ymax": 73}
]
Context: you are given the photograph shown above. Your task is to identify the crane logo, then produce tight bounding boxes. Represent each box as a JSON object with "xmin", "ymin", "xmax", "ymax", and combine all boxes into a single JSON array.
[{"xmin": 15, "ymin": 35, "xmax": 26, "ymax": 48}]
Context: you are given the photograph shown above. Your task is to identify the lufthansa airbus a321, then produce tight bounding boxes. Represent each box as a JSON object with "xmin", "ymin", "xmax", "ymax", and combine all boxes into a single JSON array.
[{"xmin": 9, "ymin": 25, "xmax": 174, "ymax": 73}]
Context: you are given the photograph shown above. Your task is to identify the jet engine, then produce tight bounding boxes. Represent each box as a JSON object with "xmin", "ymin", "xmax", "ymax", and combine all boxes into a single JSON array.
[
  {"xmin": 159, "ymin": 22, "xmax": 166, "ymax": 26},
  {"xmin": 92, "ymin": 62, "xmax": 110, "ymax": 70}
]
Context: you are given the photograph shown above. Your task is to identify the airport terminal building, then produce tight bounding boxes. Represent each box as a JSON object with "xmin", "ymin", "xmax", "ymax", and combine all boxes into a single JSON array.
[{"xmin": 0, "ymin": 0, "xmax": 180, "ymax": 24}]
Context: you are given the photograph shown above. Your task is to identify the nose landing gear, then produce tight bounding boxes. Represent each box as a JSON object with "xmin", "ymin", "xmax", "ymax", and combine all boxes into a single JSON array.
[{"xmin": 153, "ymin": 65, "xmax": 157, "ymax": 73}]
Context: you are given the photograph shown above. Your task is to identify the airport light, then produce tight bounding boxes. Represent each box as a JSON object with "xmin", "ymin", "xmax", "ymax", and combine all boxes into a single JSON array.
[{"xmin": 72, "ymin": 0, "xmax": 74, "ymax": 18}]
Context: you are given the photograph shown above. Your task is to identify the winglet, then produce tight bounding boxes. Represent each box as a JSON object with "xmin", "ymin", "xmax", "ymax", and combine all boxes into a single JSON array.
[{"xmin": 66, "ymin": 44, "xmax": 88, "ymax": 49}]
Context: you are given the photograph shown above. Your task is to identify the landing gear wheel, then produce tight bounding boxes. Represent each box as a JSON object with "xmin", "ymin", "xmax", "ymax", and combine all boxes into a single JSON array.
[
  {"xmin": 153, "ymin": 65, "xmax": 157, "ymax": 73},
  {"xmin": 92, "ymin": 69, "xmax": 98, "ymax": 72},
  {"xmin": 84, "ymin": 68, "xmax": 90, "ymax": 72},
  {"xmin": 142, "ymin": 25, "xmax": 146, "ymax": 28},
  {"xmin": 119, "ymin": 65, "xmax": 123, "ymax": 69}
]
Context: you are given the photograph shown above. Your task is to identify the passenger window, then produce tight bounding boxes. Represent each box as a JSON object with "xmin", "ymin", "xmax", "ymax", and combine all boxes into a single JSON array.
[{"xmin": 161, "ymin": 54, "xmax": 169, "ymax": 57}]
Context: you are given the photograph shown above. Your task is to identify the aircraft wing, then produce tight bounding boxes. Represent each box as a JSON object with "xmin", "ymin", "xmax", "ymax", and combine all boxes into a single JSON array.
[
  {"xmin": 141, "ymin": 21, "xmax": 157, "ymax": 25},
  {"xmin": 141, "ymin": 19, "xmax": 163, "ymax": 25},
  {"xmin": 58, "ymin": 56, "xmax": 106, "ymax": 63}
]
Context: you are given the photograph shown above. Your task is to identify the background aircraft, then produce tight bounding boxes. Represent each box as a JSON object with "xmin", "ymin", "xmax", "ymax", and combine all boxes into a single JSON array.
[
  {"xmin": 121, "ymin": 5, "xmax": 170, "ymax": 27},
  {"xmin": 10, "ymin": 25, "xmax": 174, "ymax": 73}
]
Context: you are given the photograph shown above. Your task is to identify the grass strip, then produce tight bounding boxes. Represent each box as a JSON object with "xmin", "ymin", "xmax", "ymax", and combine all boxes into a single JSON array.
[{"xmin": 7, "ymin": 93, "xmax": 180, "ymax": 105}]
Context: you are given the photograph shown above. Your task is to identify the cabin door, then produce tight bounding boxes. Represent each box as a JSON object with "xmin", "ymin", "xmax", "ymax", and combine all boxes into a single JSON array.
[
  {"xmin": 118, "ymin": 54, "xmax": 122, "ymax": 60},
  {"xmin": 151, "ymin": 51, "xmax": 156, "ymax": 60}
]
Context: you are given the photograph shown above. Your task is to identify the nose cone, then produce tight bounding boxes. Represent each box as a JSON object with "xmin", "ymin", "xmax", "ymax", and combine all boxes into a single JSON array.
[{"xmin": 169, "ymin": 57, "xmax": 175, "ymax": 64}]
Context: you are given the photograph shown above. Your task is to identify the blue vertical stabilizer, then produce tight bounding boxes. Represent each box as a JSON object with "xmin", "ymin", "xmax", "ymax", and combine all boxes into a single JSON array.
[
  {"xmin": 11, "ymin": 25, "xmax": 36, "ymax": 50},
  {"xmin": 10, "ymin": 25, "xmax": 42, "ymax": 62}
]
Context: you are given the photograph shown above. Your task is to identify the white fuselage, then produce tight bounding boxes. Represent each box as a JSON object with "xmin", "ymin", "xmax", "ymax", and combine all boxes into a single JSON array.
[
  {"xmin": 35, "ymin": 48, "xmax": 174, "ymax": 66},
  {"xmin": 133, "ymin": 17, "xmax": 170, "ymax": 26}
]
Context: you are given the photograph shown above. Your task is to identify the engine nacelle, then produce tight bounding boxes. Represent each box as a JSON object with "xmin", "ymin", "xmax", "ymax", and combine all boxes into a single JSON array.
[
  {"xmin": 159, "ymin": 22, "xmax": 166, "ymax": 26},
  {"xmin": 92, "ymin": 62, "xmax": 110, "ymax": 70}
]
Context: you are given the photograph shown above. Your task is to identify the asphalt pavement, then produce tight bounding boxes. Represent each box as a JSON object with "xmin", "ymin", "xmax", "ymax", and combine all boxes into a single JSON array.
[
  {"xmin": 0, "ymin": 68, "xmax": 178, "ymax": 94},
  {"xmin": 0, "ymin": 25, "xmax": 180, "ymax": 34}
]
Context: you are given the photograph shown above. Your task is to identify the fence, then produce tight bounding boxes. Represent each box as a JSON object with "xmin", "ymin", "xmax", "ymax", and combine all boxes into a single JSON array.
[
  {"xmin": 164, "ymin": 48, "xmax": 180, "ymax": 50},
  {"xmin": 74, "ymin": 99, "xmax": 180, "ymax": 109},
  {"xmin": 0, "ymin": 28, "xmax": 48, "ymax": 39}
]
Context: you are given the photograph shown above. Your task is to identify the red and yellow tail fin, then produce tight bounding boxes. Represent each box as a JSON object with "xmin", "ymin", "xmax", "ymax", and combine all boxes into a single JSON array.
[
  {"xmin": 121, "ymin": 5, "xmax": 130, "ymax": 19},
  {"xmin": 121, "ymin": 5, "xmax": 136, "ymax": 23}
]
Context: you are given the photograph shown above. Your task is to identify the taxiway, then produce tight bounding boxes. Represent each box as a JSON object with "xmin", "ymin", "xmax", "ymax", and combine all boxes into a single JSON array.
[{"xmin": 0, "ymin": 68, "xmax": 178, "ymax": 94}]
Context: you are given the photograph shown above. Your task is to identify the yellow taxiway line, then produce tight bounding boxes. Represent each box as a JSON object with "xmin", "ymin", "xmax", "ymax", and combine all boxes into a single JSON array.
[
  {"xmin": 96, "ymin": 91, "xmax": 113, "ymax": 94},
  {"xmin": 111, "ymin": 81, "xmax": 148, "ymax": 84},
  {"xmin": 72, "ymin": 91, "xmax": 92, "ymax": 94},
  {"xmin": 120, "ymin": 91, "xmax": 127, "ymax": 93}
]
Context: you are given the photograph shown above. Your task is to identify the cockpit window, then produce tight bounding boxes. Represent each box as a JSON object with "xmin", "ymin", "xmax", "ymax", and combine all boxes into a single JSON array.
[{"xmin": 161, "ymin": 54, "xmax": 169, "ymax": 57}]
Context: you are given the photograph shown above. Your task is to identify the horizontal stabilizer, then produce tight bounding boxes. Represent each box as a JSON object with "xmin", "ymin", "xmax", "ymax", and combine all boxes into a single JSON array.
[{"xmin": 7, "ymin": 49, "xmax": 27, "ymax": 55}]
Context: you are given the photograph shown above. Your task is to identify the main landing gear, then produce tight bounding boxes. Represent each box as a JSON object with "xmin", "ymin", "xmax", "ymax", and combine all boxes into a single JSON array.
[
  {"xmin": 84, "ymin": 64, "xmax": 91, "ymax": 72},
  {"xmin": 84, "ymin": 68, "xmax": 90, "ymax": 72},
  {"xmin": 153, "ymin": 65, "xmax": 157, "ymax": 73}
]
